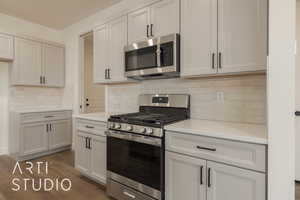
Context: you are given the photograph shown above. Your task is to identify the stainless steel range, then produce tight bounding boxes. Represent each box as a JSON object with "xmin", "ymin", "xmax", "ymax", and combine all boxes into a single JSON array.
[{"xmin": 106, "ymin": 94, "xmax": 190, "ymax": 200}]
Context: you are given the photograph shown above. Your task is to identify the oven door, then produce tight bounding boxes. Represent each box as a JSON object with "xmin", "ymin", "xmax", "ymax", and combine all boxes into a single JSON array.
[{"xmin": 106, "ymin": 130, "xmax": 164, "ymax": 199}]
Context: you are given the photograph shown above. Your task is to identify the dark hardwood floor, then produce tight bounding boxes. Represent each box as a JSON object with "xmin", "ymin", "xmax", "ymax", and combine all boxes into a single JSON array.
[
  {"xmin": 0, "ymin": 151, "xmax": 110, "ymax": 200},
  {"xmin": 0, "ymin": 151, "xmax": 299, "ymax": 200}
]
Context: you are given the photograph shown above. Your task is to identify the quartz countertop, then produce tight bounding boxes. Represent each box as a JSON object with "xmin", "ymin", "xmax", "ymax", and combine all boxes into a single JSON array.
[
  {"xmin": 165, "ymin": 119, "xmax": 267, "ymax": 145},
  {"xmin": 73, "ymin": 112, "xmax": 117, "ymax": 122},
  {"xmin": 12, "ymin": 107, "xmax": 73, "ymax": 114}
]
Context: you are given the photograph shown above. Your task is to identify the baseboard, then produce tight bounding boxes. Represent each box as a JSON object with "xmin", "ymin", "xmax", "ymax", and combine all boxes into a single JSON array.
[{"xmin": 0, "ymin": 147, "xmax": 9, "ymax": 156}]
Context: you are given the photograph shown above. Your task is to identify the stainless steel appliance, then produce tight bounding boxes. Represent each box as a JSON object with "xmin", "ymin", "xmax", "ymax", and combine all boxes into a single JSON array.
[
  {"xmin": 106, "ymin": 94, "xmax": 190, "ymax": 200},
  {"xmin": 124, "ymin": 34, "xmax": 180, "ymax": 80}
]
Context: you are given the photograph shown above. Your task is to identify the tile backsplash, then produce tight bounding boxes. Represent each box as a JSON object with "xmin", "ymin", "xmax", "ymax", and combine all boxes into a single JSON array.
[{"xmin": 107, "ymin": 75, "xmax": 267, "ymax": 124}]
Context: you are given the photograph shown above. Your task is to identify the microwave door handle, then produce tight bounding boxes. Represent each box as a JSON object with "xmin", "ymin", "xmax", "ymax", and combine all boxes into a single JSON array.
[{"xmin": 157, "ymin": 44, "xmax": 161, "ymax": 67}]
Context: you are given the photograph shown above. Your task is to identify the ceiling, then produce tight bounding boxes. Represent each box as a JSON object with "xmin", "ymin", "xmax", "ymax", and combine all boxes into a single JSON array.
[{"xmin": 0, "ymin": 0, "xmax": 122, "ymax": 30}]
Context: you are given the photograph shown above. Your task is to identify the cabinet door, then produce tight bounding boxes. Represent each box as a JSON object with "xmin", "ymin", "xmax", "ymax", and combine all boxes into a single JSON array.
[
  {"xmin": 128, "ymin": 7, "xmax": 150, "ymax": 43},
  {"xmin": 150, "ymin": 0, "xmax": 180, "ymax": 37},
  {"xmin": 93, "ymin": 24, "xmax": 108, "ymax": 83},
  {"xmin": 43, "ymin": 44, "xmax": 65, "ymax": 87},
  {"xmin": 0, "ymin": 33, "xmax": 14, "ymax": 60},
  {"xmin": 12, "ymin": 38, "xmax": 42, "ymax": 85},
  {"xmin": 217, "ymin": 0, "xmax": 267, "ymax": 73},
  {"xmin": 49, "ymin": 120, "xmax": 72, "ymax": 150},
  {"xmin": 75, "ymin": 132, "xmax": 91, "ymax": 175},
  {"xmin": 207, "ymin": 161, "xmax": 266, "ymax": 200},
  {"xmin": 165, "ymin": 151, "xmax": 206, "ymax": 200},
  {"xmin": 181, "ymin": 0, "xmax": 218, "ymax": 77},
  {"xmin": 90, "ymin": 134, "xmax": 106, "ymax": 184},
  {"xmin": 20, "ymin": 122, "xmax": 48, "ymax": 156},
  {"xmin": 108, "ymin": 16, "xmax": 128, "ymax": 82}
]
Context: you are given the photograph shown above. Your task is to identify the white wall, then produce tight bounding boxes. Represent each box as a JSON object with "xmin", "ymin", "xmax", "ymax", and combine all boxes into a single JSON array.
[
  {"xmin": 268, "ymin": 0, "xmax": 296, "ymax": 199},
  {"xmin": 0, "ymin": 13, "xmax": 64, "ymax": 155}
]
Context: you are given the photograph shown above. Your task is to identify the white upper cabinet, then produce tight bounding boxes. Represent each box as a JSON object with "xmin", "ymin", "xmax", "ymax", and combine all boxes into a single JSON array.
[
  {"xmin": 150, "ymin": 0, "xmax": 180, "ymax": 37},
  {"xmin": 108, "ymin": 16, "xmax": 128, "ymax": 82},
  {"xmin": 12, "ymin": 38, "xmax": 42, "ymax": 86},
  {"xmin": 181, "ymin": 0, "xmax": 267, "ymax": 77},
  {"xmin": 43, "ymin": 44, "xmax": 65, "ymax": 87},
  {"xmin": 217, "ymin": 0, "xmax": 267, "ymax": 73},
  {"xmin": 128, "ymin": 0, "xmax": 180, "ymax": 43},
  {"xmin": 128, "ymin": 7, "xmax": 151, "ymax": 44},
  {"xmin": 12, "ymin": 37, "xmax": 65, "ymax": 87},
  {"xmin": 94, "ymin": 16, "xmax": 131, "ymax": 84},
  {"xmin": 94, "ymin": 24, "xmax": 108, "ymax": 83},
  {"xmin": 0, "ymin": 33, "xmax": 14, "ymax": 61},
  {"xmin": 181, "ymin": 0, "xmax": 218, "ymax": 76},
  {"xmin": 207, "ymin": 161, "xmax": 266, "ymax": 200}
]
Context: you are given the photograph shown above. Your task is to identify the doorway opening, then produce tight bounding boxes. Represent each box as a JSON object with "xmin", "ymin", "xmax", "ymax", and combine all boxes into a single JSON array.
[{"xmin": 79, "ymin": 32, "xmax": 105, "ymax": 114}]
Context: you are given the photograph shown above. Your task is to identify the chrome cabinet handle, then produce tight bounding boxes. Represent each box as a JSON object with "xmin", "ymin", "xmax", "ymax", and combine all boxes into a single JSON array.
[
  {"xmin": 46, "ymin": 124, "xmax": 49, "ymax": 132},
  {"xmin": 196, "ymin": 146, "xmax": 216, "ymax": 152},
  {"xmin": 85, "ymin": 125, "xmax": 94, "ymax": 129},
  {"xmin": 44, "ymin": 116, "xmax": 54, "ymax": 118},
  {"xmin": 123, "ymin": 191, "xmax": 136, "ymax": 199},
  {"xmin": 40, "ymin": 76, "xmax": 42, "ymax": 84}
]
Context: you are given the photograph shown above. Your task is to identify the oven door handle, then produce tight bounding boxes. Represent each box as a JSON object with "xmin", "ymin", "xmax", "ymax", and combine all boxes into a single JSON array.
[
  {"xmin": 123, "ymin": 191, "xmax": 136, "ymax": 199},
  {"xmin": 106, "ymin": 130, "xmax": 162, "ymax": 147}
]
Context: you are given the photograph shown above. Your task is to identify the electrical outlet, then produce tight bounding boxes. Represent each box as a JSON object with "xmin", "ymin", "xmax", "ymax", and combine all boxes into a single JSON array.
[{"xmin": 217, "ymin": 92, "xmax": 224, "ymax": 103}]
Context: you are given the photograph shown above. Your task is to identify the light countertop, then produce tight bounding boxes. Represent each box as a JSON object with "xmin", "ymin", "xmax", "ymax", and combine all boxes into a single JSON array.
[
  {"xmin": 12, "ymin": 107, "xmax": 73, "ymax": 113},
  {"xmin": 165, "ymin": 119, "xmax": 267, "ymax": 145},
  {"xmin": 73, "ymin": 112, "xmax": 116, "ymax": 122}
]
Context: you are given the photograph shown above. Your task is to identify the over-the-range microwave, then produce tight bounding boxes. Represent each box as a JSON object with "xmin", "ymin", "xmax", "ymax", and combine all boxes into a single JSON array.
[{"xmin": 124, "ymin": 33, "xmax": 180, "ymax": 80}]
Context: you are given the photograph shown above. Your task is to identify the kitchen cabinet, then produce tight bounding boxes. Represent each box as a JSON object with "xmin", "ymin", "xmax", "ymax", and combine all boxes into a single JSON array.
[
  {"xmin": 128, "ymin": 7, "xmax": 150, "ymax": 44},
  {"xmin": 0, "ymin": 33, "xmax": 14, "ymax": 61},
  {"xmin": 165, "ymin": 131, "xmax": 267, "ymax": 200},
  {"xmin": 76, "ymin": 132, "xmax": 91, "ymax": 175},
  {"xmin": 94, "ymin": 16, "xmax": 130, "ymax": 84},
  {"xmin": 10, "ymin": 110, "xmax": 72, "ymax": 161},
  {"xmin": 75, "ymin": 119, "xmax": 107, "ymax": 184},
  {"xmin": 128, "ymin": 0, "xmax": 180, "ymax": 43},
  {"xmin": 20, "ymin": 122, "xmax": 48, "ymax": 156},
  {"xmin": 207, "ymin": 161, "xmax": 266, "ymax": 200},
  {"xmin": 11, "ymin": 37, "xmax": 65, "ymax": 87},
  {"xmin": 166, "ymin": 151, "xmax": 266, "ymax": 200},
  {"xmin": 49, "ymin": 119, "xmax": 72, "ymax": 150},
  {"xmin": 12, "ymin": 38, "xmax": 42, "ymax": 86},
  {"xmin": 181, "ymin": 0, "xmax": 267, "ymax": 77},
  {"xmin": 165, "ymin": 152, "xmax": 206, "ymax": 200},
  {"xmin": 42, "ymin": 44, "xmax": 65, "ymax": 87}
]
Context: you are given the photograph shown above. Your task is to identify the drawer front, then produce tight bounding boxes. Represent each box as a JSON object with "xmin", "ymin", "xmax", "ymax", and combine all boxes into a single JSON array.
[
  {"xmin": 21, "ymin": 111, "xmax": 72, "ymax": 123},
  {"xmin": 76, "ymin": 119, "xmax": 106, "ymax": 137},
  {"xmin": 166, "ymin": 131, "xmax": 266, "ymax": 172}
]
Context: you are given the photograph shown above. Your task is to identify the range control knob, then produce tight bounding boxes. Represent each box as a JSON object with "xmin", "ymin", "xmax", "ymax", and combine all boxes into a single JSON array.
[
  {"xmin": 146, "ymin": 128, "xmax": 154, "ymax": 135},
  {"xmin": 109, "ymin": 123, "xmax": 115, "ymax": 129},
  {"xmin": 126, "ymin": 125, "xmax": 133, "ymax": 131},
  {"xmin": 114, "ymin": 123, "xmax": 121, "ymax": 129},
  {"xmin": 140, "ymin": 127, "xmax": 146, "ymax": 134}
]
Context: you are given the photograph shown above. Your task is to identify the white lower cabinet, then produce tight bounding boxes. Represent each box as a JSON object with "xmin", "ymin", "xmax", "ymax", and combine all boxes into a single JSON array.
[
  {"xmin": 20, "ymin": 122, "xmax": 49, "ymax": 156},
  {"xmin": 166, "ymin": 152, "xmax": 206, "ymax": 200},
  {"xmin": 49, "ymin": 119, "xmax": 72, "ymax": 150},
  {"xmin": 75, "ymin": 119, "xmax": 107, "ymax": 184},
  {"xmin": 10, "ymin": 110, "xmax": 72, "ymax": 160},
  {"xmin": 207, "ymin": 161, "xmax": 266, "ymax": 200},
  {"xmin": 166, "ymin": 151, "xmax": 266, "ymax": 200}
]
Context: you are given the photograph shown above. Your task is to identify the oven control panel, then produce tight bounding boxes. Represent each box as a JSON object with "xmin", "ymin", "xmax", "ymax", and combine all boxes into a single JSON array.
[{"xmin": 107, "ymin": 122, "xmax": 163, "ymax": 138}]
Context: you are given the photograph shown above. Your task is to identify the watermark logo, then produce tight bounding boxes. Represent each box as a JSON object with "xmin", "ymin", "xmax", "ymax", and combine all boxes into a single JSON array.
[{"xmin": 11, "ymin": 161, "xmax": 72, "ymax": 192}]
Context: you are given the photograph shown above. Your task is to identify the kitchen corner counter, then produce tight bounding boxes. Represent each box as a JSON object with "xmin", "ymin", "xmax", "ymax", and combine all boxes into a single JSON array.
[
  {"xmin": 165, "ymin": 119, "xmax": 267, "ymax": 145},
  {"xmin": 73, "ymin": 112, "xmax": 113, "ymax": 122}
]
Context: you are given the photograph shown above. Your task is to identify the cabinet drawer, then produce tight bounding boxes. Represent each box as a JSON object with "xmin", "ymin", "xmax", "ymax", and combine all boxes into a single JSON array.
[
  {"xmin": 166, "ymin": 131, "xmax": 266, "ymax": 172},
  {"xmin": 76, "ymin": 119, "xmax": 106, "ymax": 137},
  {"xmin": 21, "ymin": 111, "xmax": 72, "ymax": 123}
]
